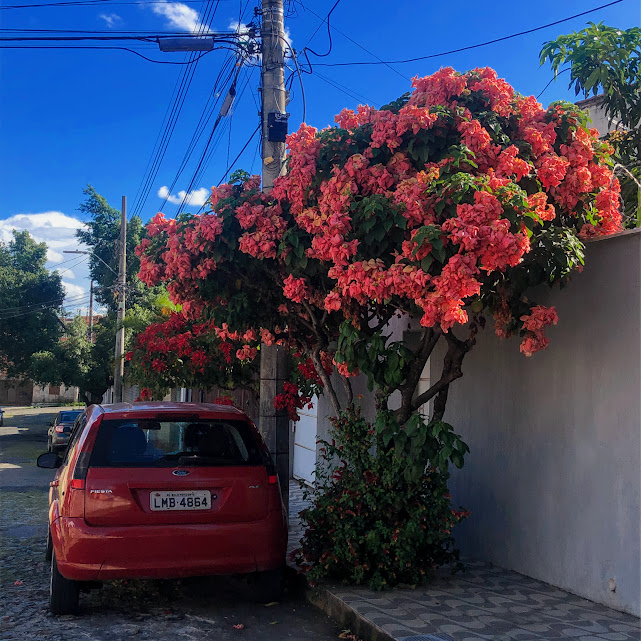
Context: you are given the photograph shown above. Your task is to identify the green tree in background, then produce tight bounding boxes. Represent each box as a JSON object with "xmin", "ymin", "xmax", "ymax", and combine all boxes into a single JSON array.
[
  {"xmin": 75, "ymin": 185, "xmax": 152, "ymax": 311},
  {"xmin": 30, "ymin": 315, "xmax": 113, "ymax": 404},
  {"xmin": 0, "ymin": 230, "xmax": 64, "ymax": 377},
  {"xmin": 541, "ymin": 22, "xmax": 641, "ymax": 226}
]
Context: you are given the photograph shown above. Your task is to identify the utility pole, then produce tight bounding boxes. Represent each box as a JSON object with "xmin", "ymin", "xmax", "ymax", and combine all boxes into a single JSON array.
[
  {"xmin": 113, "ymin": 197, "xmax": 127, "ymax": 403},
  {"xmin": 261, "ymin": 0, "xmax": 287, "ymax": 189},
  {"xmin": 87, "ymin": 280, "xmax": 94, "ymax": 343},
  {"xmin": 259, "ymin": 0, "xmax": 290, "ymax": 513}
]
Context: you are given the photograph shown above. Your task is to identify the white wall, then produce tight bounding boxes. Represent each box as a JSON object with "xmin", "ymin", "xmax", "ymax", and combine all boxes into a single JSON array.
[{"xmin": 436, "ymin": 230, "xmax": 641, "ymax": 615}]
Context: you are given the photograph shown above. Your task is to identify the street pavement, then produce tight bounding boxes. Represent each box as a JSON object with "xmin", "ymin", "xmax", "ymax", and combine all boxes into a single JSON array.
[{"xmin": 0, "ymin": 406, "xmax": 342, "ymax": 641}]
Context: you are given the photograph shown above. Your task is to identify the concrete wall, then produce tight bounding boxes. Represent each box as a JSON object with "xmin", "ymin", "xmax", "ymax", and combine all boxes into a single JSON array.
[
  {"xmin": 32, "ymin": 383, "xmax": 79, "ymax": 404},
  {"xmin": 436, "ymin": 230, "xmax": 640, "ymax": 616}
]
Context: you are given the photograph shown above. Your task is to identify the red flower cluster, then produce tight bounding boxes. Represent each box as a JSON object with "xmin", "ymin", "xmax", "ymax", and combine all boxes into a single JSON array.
[
  {"xmin": 137, "ymin": 66, "xmax": 621, "ymax": 366},
  {"xmin": 274, "ymin": 381, "xmax": 311, "ymax": 422}
]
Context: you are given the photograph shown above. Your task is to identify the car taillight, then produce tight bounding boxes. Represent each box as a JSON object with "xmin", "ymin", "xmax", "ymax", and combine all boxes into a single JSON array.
[
  {"xmin": 72, "ymin": 452, "xmax": 91, "ymax": 482},
  {"xmin": 55, "ymin": 425, "xmax": 65, "ymax": 433},
  {"xmin": 268, "ymin": 475, "xmax": 278, "ymax": 485},
  {"xmin": 70, "ymin": 479, "xmax": 85, "ymax": 490}
]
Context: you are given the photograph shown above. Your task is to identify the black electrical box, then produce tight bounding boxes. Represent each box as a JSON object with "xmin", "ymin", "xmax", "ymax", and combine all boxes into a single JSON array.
[{"xmin": 267, "ymin": 112, "xmax": 289, "ymax": 142}]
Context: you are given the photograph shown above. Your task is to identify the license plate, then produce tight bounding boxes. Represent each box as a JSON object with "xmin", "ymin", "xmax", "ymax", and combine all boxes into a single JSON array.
[{"xmin": 150, "ymin": 490, "xmax": 211, "ymax": 511}]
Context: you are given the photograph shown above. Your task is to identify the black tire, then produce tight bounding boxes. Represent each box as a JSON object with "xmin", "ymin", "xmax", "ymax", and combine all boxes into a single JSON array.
[
  {"xmin": 252, "ymin": 567, "xmax": 284, "ymax": 603},
  {"xmin": 50, "ymin": 551, "xmax": 79, "ymax": 615},
  {"xmin": 45, "ymin": 528, "xmax": 53, "ymax": 562}
]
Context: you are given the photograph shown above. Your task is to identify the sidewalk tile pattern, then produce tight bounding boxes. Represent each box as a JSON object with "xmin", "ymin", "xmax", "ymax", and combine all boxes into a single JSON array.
[{"xmin": 288, "ymin": 486, "xmax": 640, "ymax": 641}]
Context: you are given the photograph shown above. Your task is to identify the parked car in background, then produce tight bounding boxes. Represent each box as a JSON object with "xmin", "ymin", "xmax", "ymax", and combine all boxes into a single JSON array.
[
  {"xmin": 47, "ymin": 410, "xmax": 83, "ymax": 453},
  {"xmin": 37, "ymin": 402, "xmax": 287, "ymax": 615}
]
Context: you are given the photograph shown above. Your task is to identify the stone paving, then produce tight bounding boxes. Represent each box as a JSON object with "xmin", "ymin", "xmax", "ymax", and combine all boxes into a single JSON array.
[{"xmin": 288, "ymin": 485, "xmax": 641, "ymax": 641}]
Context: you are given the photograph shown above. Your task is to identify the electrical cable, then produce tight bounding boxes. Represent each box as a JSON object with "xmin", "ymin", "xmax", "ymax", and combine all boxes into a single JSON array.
[
  {"xmin": 296, "ymin": 0, "xmax": 407, "ymax": 81},
  {"xmin": 0, "ymin": 44, "xmax": 222, "ymax": 64},
  {"xmin": 300, "ymin": 0, "xmax": 341, "ymax": 58},
  {"xmin": 536, "ymin": 67, "xmax": 571, "ymax": 99},
  {"xmin": 157, "ymin": 53, "xmax": 238, "ymax": 211},
  {"xmin": 0, "ymin": 298, "xmax": 92, "ymax": 320},
  {"xmin": 0, "ymin": 0, "xmax": 233, "ymax": 8},
  {"xmin": 0, "ymin": 291, "xmax": 93, "ymax": 314},
  {"xmin": 175, "ymin": 64, "xmax": 252, "ymax": 214},
  {"xmin": 193, "ymin": 122, "xmax": 260, "ymax": 215},
  {"xmin": 311, "ymin": 0, "xmax": 625, "ymax": 67},
  {"xmin": 129, "ymin": 0, "xmax": 222, "ymax": 219}
]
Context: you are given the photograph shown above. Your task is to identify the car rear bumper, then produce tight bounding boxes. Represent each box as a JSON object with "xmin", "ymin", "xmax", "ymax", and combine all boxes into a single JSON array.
[{"xmin": 52, "ymin": 515, "xmax": 287, "ymax": 581}]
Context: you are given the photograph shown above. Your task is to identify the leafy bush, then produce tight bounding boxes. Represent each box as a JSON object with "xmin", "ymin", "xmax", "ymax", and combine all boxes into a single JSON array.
[{"xmin": 294, "ymin": 408, "xmax": 470, "ymax": 590}]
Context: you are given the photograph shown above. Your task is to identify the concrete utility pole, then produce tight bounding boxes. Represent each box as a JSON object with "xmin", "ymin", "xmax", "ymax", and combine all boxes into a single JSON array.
[
  {"xmin": 87, "ymin": 280, "xmax": 94, "ymax": 343},
  {"xmin": 113, "ymin": 197, "xmax": 127, "ymax": 403},
  {"xmin": 260, "ymin": 0, "xmax": 290, "ymax": 513}
]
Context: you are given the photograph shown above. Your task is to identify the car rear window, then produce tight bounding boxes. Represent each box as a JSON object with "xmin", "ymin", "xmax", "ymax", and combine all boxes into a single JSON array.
[
  {"xmin": 60, "ymin": 411, "xmax": 82, "ymax": 422},
  {"xmin": 90, "ymin": 418, "xmax": 267, "ymax": 468}
]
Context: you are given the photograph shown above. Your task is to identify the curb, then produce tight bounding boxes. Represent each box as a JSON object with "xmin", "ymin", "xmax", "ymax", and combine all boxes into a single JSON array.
[{"xmin": 285, "ymin": 566, "xmax": 395, "ymax": 641}]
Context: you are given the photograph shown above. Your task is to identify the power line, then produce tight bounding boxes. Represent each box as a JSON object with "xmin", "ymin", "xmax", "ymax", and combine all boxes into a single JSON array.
[
  {"xmin": 296, "ymin": 0, "xmax": 408, "ymax": 81},
  {"xmin": 194, "ymin": 122, "xmax": 260, "ymax": 215},
  {"xmin": 300, "ymin": 0, "xmax": 341, "ymax": 57},
  {"xmin": 158, "ymin": 53, "xmax": 238, "ymax": 211},
  {"xmin": 0, "ymin": 291, "xmax": 92, "ymax": 314},
  {"xmin": 130, "ymin": 0, "xmax": 223, "ymax": 219},
  {"xmin": 0, "ymin": 0, "xmax": 234, "ymax": 8},
  {"xmin": 536, "ymin": 67, "xmax": 571, "ymax": 99},
  {"xmin": 175, "ymin": 65, "xmax": 253, "ymax": 215},
  {"xmin": 0, "ymin": 44, "xmax": 222, "ymax": 64},
  {"xmin": 311, "ymin": 0, "xmax": 625, "ymax": 68}
]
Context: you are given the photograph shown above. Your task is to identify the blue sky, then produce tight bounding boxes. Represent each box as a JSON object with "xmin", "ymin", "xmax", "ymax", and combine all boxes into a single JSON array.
[{"xmin": 0, "ymin": 0, "xmax": 638, "ymax": 310}]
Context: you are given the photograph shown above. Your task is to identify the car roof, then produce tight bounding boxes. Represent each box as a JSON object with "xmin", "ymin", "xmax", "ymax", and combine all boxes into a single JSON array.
[{"xmin": 93, "ymin": 401, "xmax": 248, "ymax": 420}]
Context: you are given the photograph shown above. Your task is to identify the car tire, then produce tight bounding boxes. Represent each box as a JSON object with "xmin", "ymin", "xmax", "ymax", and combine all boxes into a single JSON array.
[
  {"xmin": 45, "ymin": 528, "xmax": 53, "ymax": 562},
  {"xmin": 50, "ymin": 551, "xmax": 79, "ymax": 615},
  {"xmin": 252, "ymin": 567, "xmax": 284, "ymax": 603}
]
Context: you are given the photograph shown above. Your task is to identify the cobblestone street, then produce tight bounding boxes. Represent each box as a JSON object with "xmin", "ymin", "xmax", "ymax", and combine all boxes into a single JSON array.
[{"xmin": 0, "ymin": 407, "xmax": 339, "ymax": 641}]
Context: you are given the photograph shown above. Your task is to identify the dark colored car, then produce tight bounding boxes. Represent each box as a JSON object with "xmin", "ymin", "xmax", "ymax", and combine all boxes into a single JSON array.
[
  {"xmin": 47, "ymin": 410, "xmax": 83, "ymax": 452},
  {"xmin": 37, "ymin": 402, "xmax": 287, "ymax": 615}
]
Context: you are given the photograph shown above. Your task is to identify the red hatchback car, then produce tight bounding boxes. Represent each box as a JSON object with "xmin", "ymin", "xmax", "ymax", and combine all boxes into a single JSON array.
[{"xmin": 37, "ymin": 402, "xmax": 287, "ymax": 615}]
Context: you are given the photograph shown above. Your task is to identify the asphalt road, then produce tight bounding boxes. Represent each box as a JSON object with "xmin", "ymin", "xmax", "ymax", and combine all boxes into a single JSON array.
[{"xmin": 0, "ymin": 406, "xmax": 343, "ymax": 641}]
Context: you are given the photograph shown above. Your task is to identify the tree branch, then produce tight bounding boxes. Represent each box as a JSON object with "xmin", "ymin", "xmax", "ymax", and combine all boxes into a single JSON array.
[{"xmin": 310, "ymin": 348, "xmax": 342, "ymax": 417}]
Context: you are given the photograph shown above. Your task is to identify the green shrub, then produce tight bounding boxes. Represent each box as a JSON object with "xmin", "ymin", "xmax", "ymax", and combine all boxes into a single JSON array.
[{"xmin": 294, "ymin": 408, "xmax": 470, "ymax": 590}]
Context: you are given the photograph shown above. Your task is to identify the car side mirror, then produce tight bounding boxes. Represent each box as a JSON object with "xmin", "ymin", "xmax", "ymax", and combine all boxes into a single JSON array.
[{"xmin": 37, "ymin": 452, "xmax": 62, "ymax": 469}]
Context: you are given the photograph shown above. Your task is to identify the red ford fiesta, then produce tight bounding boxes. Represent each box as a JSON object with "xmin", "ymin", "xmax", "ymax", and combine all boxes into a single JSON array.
[{"xmin": 37, "ymin": 402, "xmax": 288, "ymax": 615}]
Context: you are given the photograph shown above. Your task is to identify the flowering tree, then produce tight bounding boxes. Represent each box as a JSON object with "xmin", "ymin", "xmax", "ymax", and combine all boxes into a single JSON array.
[{"xmin": 137, "ymin": 67, "xmax": 621, "ymax": 587}]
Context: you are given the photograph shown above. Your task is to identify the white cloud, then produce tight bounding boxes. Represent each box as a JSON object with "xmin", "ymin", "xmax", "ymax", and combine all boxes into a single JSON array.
[
  {"xmin": 99, "ymin": 12, "xmax": 122, "ymax": 27},
  {"xmin": 62, "ymin": 281, "xmax": 85, "ymax": 299},
  {"xmin": 158, "ymin": 186, "xmax": 209, "ymax": 207},
  {"xmin": 151, "ymin": 1, "xmax": 209, "ymax": 33},
  {"xmin": 0, "ymin": 211, "xmax": 92, "ymax": 307}
]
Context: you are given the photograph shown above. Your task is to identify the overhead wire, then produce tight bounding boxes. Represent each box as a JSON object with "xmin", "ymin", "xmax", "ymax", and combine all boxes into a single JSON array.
[
  {"xmin": 310, "ymin": 0, "xmax": 625, "ymax": 68},
  {"xmin": 0, "ymin": 0, "xmax": 233, "ymax": 8},
  {"xmin": 175, "ymin": 64, "xmax": 255, "ymax": 214},
  {"xmin": 300, "ymin": 0, "xmax": 341, "ymax": 57},
  {"xmin": 0, "ymin": 44, "xmax": 221, "ymax": 64},
  {"xmin": 536, "ymin": 67, "xmax": 571, "ymax": 100},
  {"xmin": 296, "ymin": 0, "xmax": 408, "ymax": 81},
  {"xmin": 157, "ymin": 54, "xmax": 238, "ymax": 210},
  {"xmin": 193, "ymin": 122, "xmax": 261, "ymax": 215},
  {"xmin": 129, "ymin": 0, "xmax": 222, "ymax": 219}
]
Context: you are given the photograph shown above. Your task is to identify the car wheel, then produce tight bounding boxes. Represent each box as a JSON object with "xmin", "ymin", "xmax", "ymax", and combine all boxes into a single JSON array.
[
  {"xmin": 45, "ymin": 528, "xmax": 53, "ymax": 562},
  {"xmin": 50, "ymin": 551, "xmax": 79, "ymax": 615},
  {"xmin": 251, "ymin": 567, "xmax": 284, "ymax": 603}
]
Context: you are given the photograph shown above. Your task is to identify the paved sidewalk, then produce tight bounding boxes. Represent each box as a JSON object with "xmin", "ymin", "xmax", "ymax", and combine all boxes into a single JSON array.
[{"xmin": 288, "ymin": 485, "xmax": 640, "ymax": 641}]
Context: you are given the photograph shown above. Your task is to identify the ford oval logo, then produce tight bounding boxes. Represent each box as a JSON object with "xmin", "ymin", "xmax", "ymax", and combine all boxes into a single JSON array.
[{"xmin": 172, "ymin": 469, "xmax": 190, "ymax": 477}]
